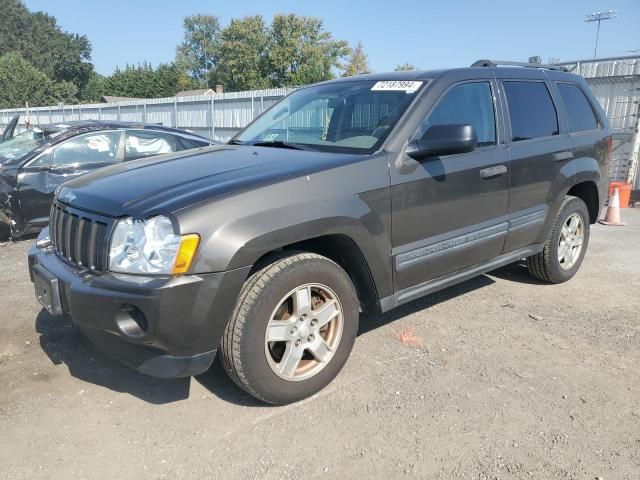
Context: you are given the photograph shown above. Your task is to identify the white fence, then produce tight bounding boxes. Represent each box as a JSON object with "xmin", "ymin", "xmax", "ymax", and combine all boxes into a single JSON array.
[
  {"xmin": 0, "ymin": 88, "xmax": 294, "ymax": 143},
  {"xmin": 1, "ymin": 56, "xmax": 639, "ymax": 188}
]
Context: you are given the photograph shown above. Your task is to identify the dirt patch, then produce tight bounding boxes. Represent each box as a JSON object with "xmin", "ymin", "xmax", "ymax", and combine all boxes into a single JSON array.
[{"xmin": 1, "ymin": 212, "xmax": 639, "ymax": 479}]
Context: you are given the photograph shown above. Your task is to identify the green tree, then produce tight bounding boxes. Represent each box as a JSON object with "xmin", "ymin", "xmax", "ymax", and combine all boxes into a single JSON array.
[
  {"xmin": 267, "ymin": 14, "xmax": 349, "ymax": 87},
  {"xmin": 342, "ymin": 41, "xmax": 370, "ymax": 77},
  {"xmin": 395, "ymin": 63, "xmax": 418, "ymax": 71},
  {"xmin": 92, "ymin": 62, "xmax": 193, "ymax": 100},
  {"xmin": 176, "ymin": 14, "xmax": 220, "ymax": 86},
  {"xmin": 214, "ymin": 16, "xmax": 270, "ymax": 91},
  {"xmin": 0, "ymin": 53, "xmax": 77, "ymax": 108},
  {"xmin": 0, "ymin": 0, "xmax": 94, "ymax": 95},
  {"xmin": 80, "ymin": 72, "xmax": 107, "ymax": 103}
]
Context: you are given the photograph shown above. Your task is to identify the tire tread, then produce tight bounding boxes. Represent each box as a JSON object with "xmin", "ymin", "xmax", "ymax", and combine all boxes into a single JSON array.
[{"xmin": 220, "ymin": 252, "xmax": 342, "ymax": 404}]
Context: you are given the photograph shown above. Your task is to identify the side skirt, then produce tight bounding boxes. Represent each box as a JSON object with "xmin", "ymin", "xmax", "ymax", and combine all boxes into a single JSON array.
[{"xmin": 379, "ymin": 244, "xmax": 544, "ymax": 312}]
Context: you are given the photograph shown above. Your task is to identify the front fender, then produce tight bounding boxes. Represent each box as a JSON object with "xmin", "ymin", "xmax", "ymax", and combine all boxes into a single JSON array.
[{"xmin": 176, "ymin": 154, "xmax": 394, "ymax": 298}]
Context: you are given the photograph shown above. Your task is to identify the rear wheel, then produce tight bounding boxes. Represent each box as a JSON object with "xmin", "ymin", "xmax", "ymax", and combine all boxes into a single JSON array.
[
  {"xmin": 220, "ymin": 252, "xmax": 359, "ymax": 404},
  {"xmin": 526, "ymin": 196, "xmax": 590, "ymax": 283}
]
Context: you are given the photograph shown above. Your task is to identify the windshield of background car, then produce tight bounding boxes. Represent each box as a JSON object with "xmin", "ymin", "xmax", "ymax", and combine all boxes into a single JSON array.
[
  {"xmin": 0, "ymin": 128, "xmax": 56, "ymax": 164},
  {"xmin": 234, "ymin": 79, "xmax": 427, "ymax": 154}
]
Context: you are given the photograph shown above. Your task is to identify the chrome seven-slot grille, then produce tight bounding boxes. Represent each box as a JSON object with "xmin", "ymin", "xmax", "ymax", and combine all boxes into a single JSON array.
[{"xmin": 50, "ymin": 202, "xmax": 110, "ymax": 272}]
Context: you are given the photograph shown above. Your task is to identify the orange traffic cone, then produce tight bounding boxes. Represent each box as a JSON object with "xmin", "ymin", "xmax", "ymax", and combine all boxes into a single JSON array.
[{"xmin": 598, "ymin": 187, "xmax": 626, "ymax": 226}]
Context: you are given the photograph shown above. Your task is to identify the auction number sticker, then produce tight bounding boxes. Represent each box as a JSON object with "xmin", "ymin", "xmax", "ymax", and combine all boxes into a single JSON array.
[{"xmin": 371, "ymin": 81, "xmax": 423, "ymax": 93}]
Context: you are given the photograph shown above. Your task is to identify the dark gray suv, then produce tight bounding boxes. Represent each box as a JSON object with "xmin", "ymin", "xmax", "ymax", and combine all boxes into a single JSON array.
[{"xmin": 28, "ymin": 61, "xmax": 612, "ymax": 404}]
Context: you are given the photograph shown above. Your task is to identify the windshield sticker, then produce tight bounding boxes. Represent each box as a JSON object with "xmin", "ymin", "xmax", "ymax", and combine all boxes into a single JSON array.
[{"xmin": 371, "ymin": 81, "xmax": 423, "ymax": 93}]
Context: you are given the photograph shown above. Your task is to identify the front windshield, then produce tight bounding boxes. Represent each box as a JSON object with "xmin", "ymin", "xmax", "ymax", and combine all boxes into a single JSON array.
[
  {"xmin": 0, "ymin": 128, "xmax": 51, "ymax": 164},
  {"xmin": 233, "ymin": 79, "xmax": 426, "ymax": 154}
]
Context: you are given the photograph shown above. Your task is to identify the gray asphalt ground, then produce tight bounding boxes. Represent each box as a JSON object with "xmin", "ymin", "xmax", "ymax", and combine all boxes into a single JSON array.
[{"xmin": 1, "ymin": 209, "xmax": 639, "ymax": 479}]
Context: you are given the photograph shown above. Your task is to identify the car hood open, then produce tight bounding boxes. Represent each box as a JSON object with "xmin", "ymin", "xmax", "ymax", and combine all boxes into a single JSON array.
[{"xmin": 56, "ymin": 144, "xmax": 362, "ymax": 218}]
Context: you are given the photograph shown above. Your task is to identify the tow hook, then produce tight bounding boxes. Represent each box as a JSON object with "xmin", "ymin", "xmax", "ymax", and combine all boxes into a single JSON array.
[{"xmin": 36, "ymin": 236, "xmax": 52, "ymax": 250}]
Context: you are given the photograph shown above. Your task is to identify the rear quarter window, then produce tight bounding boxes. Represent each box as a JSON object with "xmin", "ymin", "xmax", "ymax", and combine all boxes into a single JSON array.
[
  {"xmin": 556, "ymin": 83, "xmax": 600, "ymax": 132},
  {"xmin": 503, "ymin": 81, "xmax": 559, "ymax": 142}
]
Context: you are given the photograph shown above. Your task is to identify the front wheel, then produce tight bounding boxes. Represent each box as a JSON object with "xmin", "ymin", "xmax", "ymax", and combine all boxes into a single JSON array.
[
  {"xmin": 526, "ymin": 196, "xmax": 590, "ymax": 283},
  {"xmin": 220, "ymin": 252, "xmax": 359, "ymax": 405}
]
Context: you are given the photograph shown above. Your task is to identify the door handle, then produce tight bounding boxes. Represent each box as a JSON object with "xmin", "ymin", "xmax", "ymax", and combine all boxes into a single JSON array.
[
  {"xmin": 480, "ymin": 165, "xmax": 508, "ymax": 179},
  {"xmin": 553, "ymin": 151, "xmax": 574, "ymax": 162}
]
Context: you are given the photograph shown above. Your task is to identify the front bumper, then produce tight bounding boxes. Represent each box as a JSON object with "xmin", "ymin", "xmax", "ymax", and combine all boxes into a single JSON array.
[{"xmin": 28, "ymin": 228, "xmax": 250, "ymax": 378}]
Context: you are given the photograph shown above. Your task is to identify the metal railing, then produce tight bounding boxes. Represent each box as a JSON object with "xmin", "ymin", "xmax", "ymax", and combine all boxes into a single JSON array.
[
  {"xmin": 0, "ymin": 88, "xmax": 295, "ymax": 143},
  {"xmin": 1, "ymin": 56, "xmax": 639, "ymax": 188}
]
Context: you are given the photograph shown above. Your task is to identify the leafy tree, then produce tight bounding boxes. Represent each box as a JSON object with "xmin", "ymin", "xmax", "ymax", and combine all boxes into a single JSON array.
[
  {"xmin": 80, "ymin": 73, "xmax": 107, "ymax": 103},
  {"xmin": 82, "ymin": 62, "xmax": 197, "ymax": 101},
  {"xmin": 0, "ymin": 0, "xmax": 93, "ymax": 95},
  {"xmin": 214, "ymin": 16, "xmax": 270, "ymax": 91},
  {"xmin": 395, "ymin": 63, "xmax": 418, "ymax": 71},
  {"xmin": 0, "ymin": 53, "xmax": 77, "ymax": 108},
  {"xmin": 176, "ymin": 14, "xmax": 220, "ymax": 85},
  {"xmin": 266, "ymin": 14, "xmax": 349, "ymax": 87},
  {"xmin": 342, "ymin": 41, "xmax": 370, "ymax": 77}
]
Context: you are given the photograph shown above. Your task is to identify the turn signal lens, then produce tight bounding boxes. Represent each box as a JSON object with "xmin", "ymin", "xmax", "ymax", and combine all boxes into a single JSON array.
[{"xmin": 172, "ymin": 234, "xmax": 200, "ymax": 275}]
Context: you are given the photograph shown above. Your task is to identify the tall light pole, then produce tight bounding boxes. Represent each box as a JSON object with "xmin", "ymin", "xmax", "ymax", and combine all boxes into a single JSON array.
[{"xmin": 585, "ymin": 10, "xmax": 617, "ymax": 59}]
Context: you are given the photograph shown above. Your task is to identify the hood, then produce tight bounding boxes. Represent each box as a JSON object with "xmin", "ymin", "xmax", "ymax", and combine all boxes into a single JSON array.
[{"xmin": 57, "ymin": 145, "xmax": 362, "ymax": 218}]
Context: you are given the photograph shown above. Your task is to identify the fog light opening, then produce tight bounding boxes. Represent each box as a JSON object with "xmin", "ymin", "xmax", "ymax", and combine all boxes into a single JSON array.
[{"xmin": 116, "ymin": 305, "xmax": 148, "ymax": 338}]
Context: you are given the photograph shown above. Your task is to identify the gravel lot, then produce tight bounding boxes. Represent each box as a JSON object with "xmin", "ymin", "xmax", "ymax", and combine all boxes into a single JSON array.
[{"xmin": 1, "ymin": 210, "xmax": 639, "ymax": 480}]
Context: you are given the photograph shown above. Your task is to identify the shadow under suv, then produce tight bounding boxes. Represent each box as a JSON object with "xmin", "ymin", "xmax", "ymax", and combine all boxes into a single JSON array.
[{"xmin": 28, "ymin": 60, "xmax": 611, "ymax": 404}]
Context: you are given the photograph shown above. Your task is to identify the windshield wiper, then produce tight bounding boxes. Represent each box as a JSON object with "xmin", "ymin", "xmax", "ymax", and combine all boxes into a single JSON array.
[{"xmin": 246, "ymin": 141, "xmax": 316, "ymax": 151}]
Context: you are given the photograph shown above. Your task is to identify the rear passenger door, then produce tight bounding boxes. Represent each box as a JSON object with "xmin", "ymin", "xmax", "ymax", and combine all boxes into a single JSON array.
[
  {"xmin": 554, "ymin": 81, "xmax": 608, "ymax": 185},
  {"xmin": 499, "ymin": 78, "xmax": 574, "ymax": 253},
  {"xmin": 124, "ymin": 130, "xmax": 177, "ymax": 161}
]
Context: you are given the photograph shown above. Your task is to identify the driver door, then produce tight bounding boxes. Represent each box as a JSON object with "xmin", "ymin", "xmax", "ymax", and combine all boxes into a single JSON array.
[
  {"xmin": 17, "ymin": 131, "xmax": 123, "ymax": 225},
  {"xmin": 391, "ymin": 80, "xmax": 509, "ymax": 291}
]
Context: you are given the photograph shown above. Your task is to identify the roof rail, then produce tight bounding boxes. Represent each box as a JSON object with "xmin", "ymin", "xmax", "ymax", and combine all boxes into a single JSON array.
[{"xmin": 471, "ymin": 60, "xmax": 569, "ymax": 72}]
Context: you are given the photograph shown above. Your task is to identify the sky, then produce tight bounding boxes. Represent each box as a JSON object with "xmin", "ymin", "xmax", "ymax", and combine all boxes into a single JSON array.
[{"xmin": 24, "ymin": 0, "xmax": 640, "ymax": 76}]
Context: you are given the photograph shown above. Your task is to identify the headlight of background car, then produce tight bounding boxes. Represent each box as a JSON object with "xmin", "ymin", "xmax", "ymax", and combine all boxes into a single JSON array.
[{"xmin": 108, "ymin": 216, "xmax": 199, "ymax": 275}]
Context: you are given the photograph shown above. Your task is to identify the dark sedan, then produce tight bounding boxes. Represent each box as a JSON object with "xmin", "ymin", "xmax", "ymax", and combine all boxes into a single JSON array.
[{"xmin": 0, "ymin": 121, "xmax": 210, "ymax": 240}]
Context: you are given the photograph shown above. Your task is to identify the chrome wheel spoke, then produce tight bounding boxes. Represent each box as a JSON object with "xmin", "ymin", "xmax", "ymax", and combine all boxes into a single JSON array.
[
  {"xmin": 573, "ymin": 234, "xmax": 584, "ymax": 247},
  {"xmin": 313, "ymin": 299, "xmax": 339, "ymax": 329},
  {"xmin": 266, "ymin": 318, "xmax": 297, "ymax": 342},
  {"xmin": 308, "ymin": 337, "xmax": 332, "ymax": 362},
  {"xmin": 568, "ymin": 215, "xmax": 580, "ymax": 234},
  {"xmin": 558, "ymin": 242, "xmax": 568, "ymax": 262},
  {"xmin": 278, "ymin": 343, "xmax": 304, "ymax": 377},
  {"xmin": 561, "ymin": 225, "xmax": 570, "ymax": 240},
  {"xmin": 293, "ymin": 286, "xmax": 312, "ymax": 315}
]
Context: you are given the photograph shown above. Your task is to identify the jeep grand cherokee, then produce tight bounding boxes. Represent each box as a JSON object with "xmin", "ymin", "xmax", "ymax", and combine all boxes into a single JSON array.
[{"xmin": 29, "ymin": 60, "xmax": 611, "ymax": 404}]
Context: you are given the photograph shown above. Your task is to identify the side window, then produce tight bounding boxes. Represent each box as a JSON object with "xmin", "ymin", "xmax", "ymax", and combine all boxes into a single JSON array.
[
  {"xmin": 413, "ymin": 82, "xmax": 496, "ymax": 146},
  {"xmin": 173, "ymin": 135, "xmax": 207, "ymax": 150},
  {"xmin": 556, "ymin": 83, "xmax": 600, "ymax": 132},
  {"xmin": 52, "ymin": 132, "xmax": 121, "ymax": 165},
  {"xmin": 503, "ymin": 81, "xmax": 559, "ymax": 141},
  {"xmin": 125, "ymin": 130, "xmax": 176, "ymax": 160},
  {"xmin": 28, "ymin": 151, "xmax": 52, "ymax": 168}
]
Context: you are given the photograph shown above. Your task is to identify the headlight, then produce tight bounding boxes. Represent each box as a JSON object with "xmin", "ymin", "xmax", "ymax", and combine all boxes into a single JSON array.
[{"xmin": 108, "ymin": 216, "xmax": 199, "ymax": 275}]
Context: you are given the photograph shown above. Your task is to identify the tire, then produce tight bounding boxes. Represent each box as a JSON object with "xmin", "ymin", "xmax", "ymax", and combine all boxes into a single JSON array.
[
  {"xmin": 526, "ymin": 196, "xmax": 590, "ymax": 284},
  {"xmin": 220, "ymin": 252, "xmax": 359, "ymax": 405}
]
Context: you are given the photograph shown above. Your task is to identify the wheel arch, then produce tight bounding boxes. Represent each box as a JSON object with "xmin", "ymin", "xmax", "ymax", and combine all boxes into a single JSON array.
[
  {"xmin": 249, "ymin": 233, "xmax": 382, "ymax": 314},
  {"xmin": 567, "ymin": 180, "xmax": 600, "ymax": 223}
]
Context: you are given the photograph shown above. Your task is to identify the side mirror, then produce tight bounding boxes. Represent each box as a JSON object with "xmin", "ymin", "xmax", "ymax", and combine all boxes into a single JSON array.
[{"xmin": 405, "ymin": 124, "xmax": 477, "ymax": 160}]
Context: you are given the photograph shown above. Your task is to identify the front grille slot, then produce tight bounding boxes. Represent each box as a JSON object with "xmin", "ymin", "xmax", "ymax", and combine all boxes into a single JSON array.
[{"xmin": 49, "ymin": 203, "xmax": 110, "ymax": 272}]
